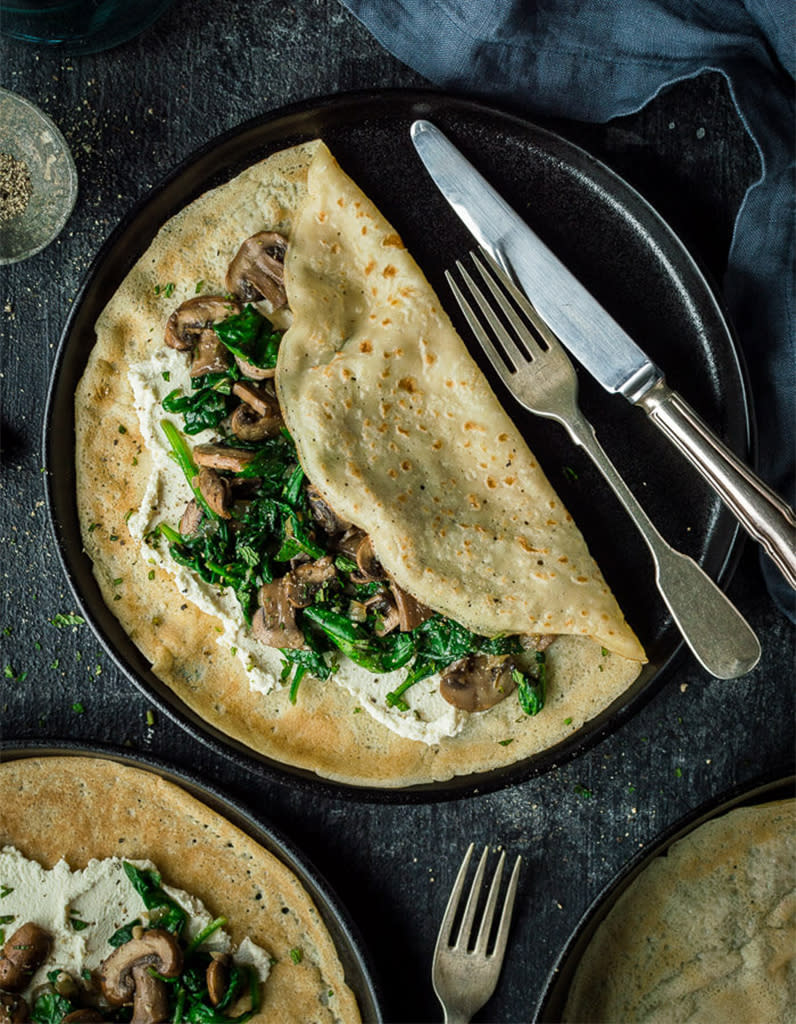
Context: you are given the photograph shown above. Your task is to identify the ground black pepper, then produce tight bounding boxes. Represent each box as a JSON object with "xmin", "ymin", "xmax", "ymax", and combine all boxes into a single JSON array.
[{"xmin": 0, "ymin": 153, "xmax": 32, "ymax": 222}]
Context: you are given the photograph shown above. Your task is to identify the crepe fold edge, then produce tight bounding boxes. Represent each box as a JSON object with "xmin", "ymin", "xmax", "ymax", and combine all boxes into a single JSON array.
[{"xmin": 278, "ymin": 142, "xmax": 646, "ymax": 663}]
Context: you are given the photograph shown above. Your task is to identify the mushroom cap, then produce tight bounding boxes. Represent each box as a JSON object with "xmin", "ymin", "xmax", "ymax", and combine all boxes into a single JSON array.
[
  {"xmin": 164, "ymin": 296, "xmax": 241, "ymax": 352},
  {"xmin": 99, "ymin": 929, "xmax": 182, "ymax": 1006},
  {"xmin": 0, "ymin": 923, "xmax": 51, "ymax": 993},
  {"xmin": 225, "ymin": 231, "xmax": 288, "ymax": 309},
  {"xmin": 439, "ymin": 655, "xmax": 517, "ymax": 712}
]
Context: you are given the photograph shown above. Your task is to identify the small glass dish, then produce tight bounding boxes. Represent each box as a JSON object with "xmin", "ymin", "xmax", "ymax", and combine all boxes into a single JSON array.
[{"xmin": 0, "ymin": 87, "xmax": 78, "ymax": 265}]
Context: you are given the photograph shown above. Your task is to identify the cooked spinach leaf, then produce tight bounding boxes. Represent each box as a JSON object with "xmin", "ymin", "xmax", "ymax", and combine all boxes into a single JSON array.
[
  {"xmin": 163, "ymin": 371, "xmax": 239, "ymax": 435},
  {"xmin": 514, "ymin": 651, "xmax": 546, "ymax": 716},
  {"xmin": 123, "ymin": 861, "xmax": 187, "ymax": 935},
  {"xmin": 214, "ymin": 305, "xmax": 281, "ymax": 369}
]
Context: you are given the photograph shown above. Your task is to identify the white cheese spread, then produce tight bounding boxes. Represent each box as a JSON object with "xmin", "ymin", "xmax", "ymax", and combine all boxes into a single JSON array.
[
  {"xmin": 0, "ymin": 846, "xmax": 271, "ymax": 999},
  {"xmin": 127, "ymin": 349, "xmax": 466, "ymax": 745}
]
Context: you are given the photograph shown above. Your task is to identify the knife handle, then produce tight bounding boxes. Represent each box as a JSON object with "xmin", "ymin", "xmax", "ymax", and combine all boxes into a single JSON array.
[{"xmin": 636, "ymin": 380, "xmax": 796, "ymax": 589}]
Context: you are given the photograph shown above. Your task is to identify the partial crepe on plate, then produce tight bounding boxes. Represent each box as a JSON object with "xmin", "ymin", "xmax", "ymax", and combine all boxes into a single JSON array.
[
  {"xmin": 0, "ymin": 756, "xmax": 362, "ymax": 1024},
  {"xmin": 562, "ymin": 799, "xmax": 796, "ymax": 1022},
  {"xmin": 74, "ymin": 139, "xmax": 646, "ymax": 788}
]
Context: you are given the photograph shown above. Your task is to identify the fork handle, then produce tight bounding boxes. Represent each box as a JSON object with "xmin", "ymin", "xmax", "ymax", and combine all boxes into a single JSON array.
[
  {"xmin": 566, "ymin": 411, "xmax": 761, "ymax": 678},
  {"xmin": 636, "ymin": 380, "xmax": 796, "ymax": 589}
]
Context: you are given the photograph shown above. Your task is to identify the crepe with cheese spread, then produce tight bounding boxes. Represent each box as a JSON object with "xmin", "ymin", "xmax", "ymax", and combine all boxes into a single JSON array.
[
  {"xmin": 0, "ymin": 756, "xmax": 361, "ymax": 1024},
  {"xmin": 75, "ymin": 139, "xmax": 645, "ymax": 787},
  {"xmin": 562, "ymin": 799, "xmax": 796, "ymax": 1023}
]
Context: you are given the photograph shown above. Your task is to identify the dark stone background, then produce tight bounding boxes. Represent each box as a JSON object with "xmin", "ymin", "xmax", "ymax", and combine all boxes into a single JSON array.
[{"xmin": 1, "ymin": 2, "xmax": 793, "ymax": 1022}]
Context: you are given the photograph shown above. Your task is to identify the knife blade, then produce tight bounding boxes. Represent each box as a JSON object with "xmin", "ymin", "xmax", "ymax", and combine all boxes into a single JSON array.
[{"xmin": 411, "ymin": 118, "xmax": 796, "ymax": 589}]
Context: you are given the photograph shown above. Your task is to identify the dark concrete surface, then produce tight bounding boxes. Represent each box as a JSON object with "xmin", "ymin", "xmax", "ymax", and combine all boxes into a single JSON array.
[{"xmin": 1, "ymin": 2, "xmax": 793, "ymax": 1022}]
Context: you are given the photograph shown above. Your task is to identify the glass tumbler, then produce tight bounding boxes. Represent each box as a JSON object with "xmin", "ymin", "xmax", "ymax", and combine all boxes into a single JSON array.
[{"xmin": 0, "ymin": 0, "xmax": 175, "ymax": 54}]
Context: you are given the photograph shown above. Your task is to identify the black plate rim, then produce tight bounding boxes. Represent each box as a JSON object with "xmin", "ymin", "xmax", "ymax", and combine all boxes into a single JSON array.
[
  {"xmin": 533, "ymin": 770, "xmax": 795, "ymax": 1022},
  {"xmin": 0, "ymin": 739, "xmax": 385, "ymax": 1024},
  {"xmin": 42, "ymin": 86, "xmax": 752, "ymax": 801}
]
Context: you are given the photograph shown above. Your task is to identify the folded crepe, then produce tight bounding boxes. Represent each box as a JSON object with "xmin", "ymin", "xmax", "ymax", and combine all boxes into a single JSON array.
[
  {"xmin": 75, "ymin": 139, "xmax": 645, "ymax": 787},
  {"xmin": 0, "ymin": 756, "xmax": 361, "ymax": 1024},
  {"xmin": 563, "ymin": 799, "xmax": 796, "ymax": 1023},
  {"xmin": 279, "ymin": 143, "xmax": 644, "ymax": 660}
]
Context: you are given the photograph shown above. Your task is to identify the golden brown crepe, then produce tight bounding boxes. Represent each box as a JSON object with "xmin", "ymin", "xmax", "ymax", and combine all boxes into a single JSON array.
[
  {"xmin": 0, "ymin": 756, "xmax": 361, "ymax": 1024},
  {"xmin": 75, "ymin": 140, "xmax": 645, "ymax": 787},
  {"xmin": 563, "ymin": 799, "xmax": 796, "ymax": 1023},
  {"xmin": 279, "ymin": 143, "xmax": 644, "ymax": 661}
]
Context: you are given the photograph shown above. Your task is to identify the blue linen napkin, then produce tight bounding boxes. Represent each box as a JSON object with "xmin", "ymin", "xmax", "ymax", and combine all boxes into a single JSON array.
[{"xmin": 339, "ymin": 0, "xmax": 795, "ymax": 618}]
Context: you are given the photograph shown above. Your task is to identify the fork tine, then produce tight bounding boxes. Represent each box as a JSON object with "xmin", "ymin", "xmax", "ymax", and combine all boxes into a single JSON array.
[
  {"xmin": 470, "ymin": 250, "xmax": 547, "ymax": 357},
  {"xmin": 453, "ymin": 845, "xmax": 490, "ymax": 951},
  {"xmin": 448, "ymin": 261, "xmax": 529, "ymax": 372},
  {"xmin": 472, "ymin": 849, "xmax": 505, "ymax": 954},
  {"xmin": 445, "ymin": 268, "xmax": 514, "ymax": 379},
  {"xmin": 436, "ymin": 842, "xmax": 475, "ymax": 947},
  {"xmin": 475, "ymin": 246, "xmax": 562, "ymax": 351},
  {"xmin": 490, "ymin": 854, "xmax": 522, "ymax": 963}
]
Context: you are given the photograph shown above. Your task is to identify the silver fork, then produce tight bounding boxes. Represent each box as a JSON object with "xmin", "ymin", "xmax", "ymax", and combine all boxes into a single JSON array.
[
  {"xmin": 432, "ymin": 844, "xmax": 521, "ymax": 1024},
  {"xmin": 447, "ymin": 249, "xmax": 761, "ymax": 680}
]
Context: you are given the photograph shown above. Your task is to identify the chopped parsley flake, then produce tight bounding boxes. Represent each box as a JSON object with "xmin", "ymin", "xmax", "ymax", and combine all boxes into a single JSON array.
[
  {"xmin": 51, "ymin": 613, "xmax": 85, "ymax": 627},
  {"xmin": 289, "ymin": 948, "xmax": 303, "ymax": 964},
  {"xmin": 573, "ymin": 783, "xmax": 592, "ymax": 799}
]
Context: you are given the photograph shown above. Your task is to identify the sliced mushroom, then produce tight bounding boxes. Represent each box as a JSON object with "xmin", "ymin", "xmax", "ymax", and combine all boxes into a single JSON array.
[
  {"xmin": 363, "ymin": 590, "xmax": 401, "ymax": 636},
  {"xmin": 284, "ymin": 556, "xmax": 337, "ymax": 608},
  {"xmin": 0, "ymin": 991, "xmax": 28, "ymax": 1024},
  {"xmin": 205, "ymin": 954, "xmax": 231, "ymax": 1008},
  {"xmin": 164, "ymin": 296, "xmax": 240, "ymax": 352},
  {"xmin": 179, "ymin": 499, "xmax": 204, "ymax": 537},
  {"xmin": 99, "ymin": 929, "xmax": 182, "ymax": 1024},
  {"xmin": 226, "ymin": 231, "xmax": 288, "ymax": 309},
  {"xmin": 228, "ymin": 401, "xmax": 283, "ymax": 442},
  {"xmin": 334, "ymin": 527, "xmax": 367, "ymax": 560},
  {"xmin": 231, "ymin": 380, "xmax": 278, "ymax": 416},
  {"xmin": 439, "ymin": 655, "xmax": 517, "ymax": 712},
  {"xmin": 389, "ymin": 582, "xmax": 433, "ymax": 631},
  {"xmin": 0, "ymin": 923, "xmax": 51, "ymax": 993},
  {"xmin": 129, "ymin": 964, "xmax": 169, "ymax": 1024},
  {"xmin": 62, "ymin": 1010, "xmax": 104, "ymax": 1023},
  {"xmin": 354, "ymin": 535, "xmax": 387, "ymax": 582},
  {"xmin": 252, "ymin": 582, "xmax": 304, "ymax": 649},
  {"xmin": 306, "ymin": 484, "xmax": 351, "ymax": 536},
  {"xmin": 190, "ymin": 332, "xmax": 232, "ymax": 378},
  {"xmin": 196, "ymin": 467, "xmax": 231, "ymax": 519},
  {"xmin": 234, "ymin": 354, "xmax": 276, "ymax": 381},
  {"xmin": 192, "ymin": 444, "xmax": 257, "ymax": 474}
]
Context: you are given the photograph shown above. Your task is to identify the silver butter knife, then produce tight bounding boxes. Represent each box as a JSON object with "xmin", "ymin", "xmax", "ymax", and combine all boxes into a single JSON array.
[{"xmin": 411, "ymin": 119, "xmax": 796, "ymax": 590}]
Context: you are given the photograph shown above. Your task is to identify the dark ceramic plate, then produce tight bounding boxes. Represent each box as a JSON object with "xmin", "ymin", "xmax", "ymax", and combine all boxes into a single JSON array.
[
  {"xmin": 0, "ymin": 742, "xmax": 384, "ymax": 1023},
  {"xmin": 44, "ymin": 89, "xmax": 751, "ymax": 798},
  {"xmin": 534, "ymin": 773, "xmax": 794, "ymax": 1021}
]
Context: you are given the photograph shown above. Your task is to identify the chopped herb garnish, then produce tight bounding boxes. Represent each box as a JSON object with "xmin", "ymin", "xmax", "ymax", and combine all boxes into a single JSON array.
[
  {"xmin": 0, "ymin": 886, "xmax": 14, "ymax": 899},
  {"xmin": 289, "ymin": 947, "xmax": 303, "ymax": 964},
  {"xmin": 573, "ymin": 784, "xmax": 592, "ymax": 799},
  {"xmin": 71, "ymin": 702, "xmax": 85, "ymax": 714},
  {"xmin": 51, "ymin": 613, "xmax": 85, "ymax": 627}
]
